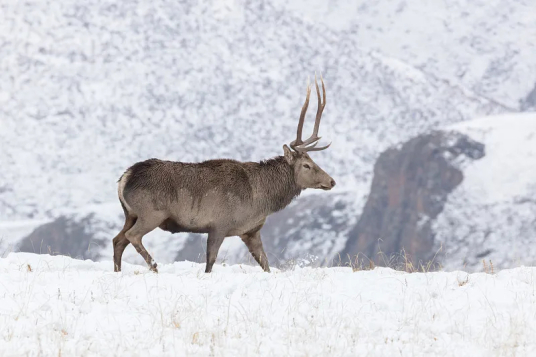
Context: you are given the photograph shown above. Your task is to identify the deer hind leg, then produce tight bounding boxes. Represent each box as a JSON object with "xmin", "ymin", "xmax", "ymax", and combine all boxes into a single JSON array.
[
  {"xmin": 113, "ymin": 215, "xmax": 137, "ymax": 272},
  {"xmin": 124, "ymin": 214, "xmax": 166, "ymax": 273},
  {"xmin": 205, "ymin": 231, "xmax": 225, "ymax": 273},
  {"xmin": 240, "ymin": 230, "xmax": 271, "ymax": 272}
]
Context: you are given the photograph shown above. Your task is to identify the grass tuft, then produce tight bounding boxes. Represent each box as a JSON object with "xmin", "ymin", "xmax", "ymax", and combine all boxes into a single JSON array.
[{"xmin": 482, "ymin": 259, "xmax": 496, "ymax": 274}]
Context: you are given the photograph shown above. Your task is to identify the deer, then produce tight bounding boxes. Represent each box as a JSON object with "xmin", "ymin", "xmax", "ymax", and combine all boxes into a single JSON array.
[{"xmin": 112, "ymin": 75, "xmax": 335, "ymax": 274}]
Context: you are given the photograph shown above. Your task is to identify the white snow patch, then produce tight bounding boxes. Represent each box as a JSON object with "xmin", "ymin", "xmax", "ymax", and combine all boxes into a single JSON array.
[
  {"xmin": 435, "ymin": 113, "xmax": 536, "ymax": 270},
  {"xmin": 448, "ymin": 113, "xmax": 536, "ymax": 205}
]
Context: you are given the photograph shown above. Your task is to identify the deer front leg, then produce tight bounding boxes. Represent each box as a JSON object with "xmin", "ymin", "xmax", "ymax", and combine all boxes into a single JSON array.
[
  {"xmin": 205, "ymin": 231, "xmax": 225, "ymax": 273},
  {"xmin": 240, "ymin": 230, "xmax": 270, "ymax": 272}
]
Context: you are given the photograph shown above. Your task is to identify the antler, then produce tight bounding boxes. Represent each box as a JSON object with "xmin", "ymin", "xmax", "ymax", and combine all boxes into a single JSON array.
[{"xmin": 289, "ymin": 74, "xmax": 331, "ymax": 152}]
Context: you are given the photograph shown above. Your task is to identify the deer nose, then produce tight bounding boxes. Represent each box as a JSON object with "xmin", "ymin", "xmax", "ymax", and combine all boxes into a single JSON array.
[{"xmin": 330, "ymin": 179, "xmax": 336, "ymax": 187}]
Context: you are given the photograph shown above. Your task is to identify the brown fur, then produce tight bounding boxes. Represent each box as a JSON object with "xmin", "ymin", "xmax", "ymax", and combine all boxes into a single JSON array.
[{"xmin": 112, "ymin": 147, "xmax": 335, "ymax": 273}]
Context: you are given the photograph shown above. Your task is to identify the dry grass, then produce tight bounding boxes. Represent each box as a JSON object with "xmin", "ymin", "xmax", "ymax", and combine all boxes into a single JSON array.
[
  {"xmin": 327, "ymin": 244, "xmax": 444, "ymax": 274},
  {"xmin": 482, "ymin": 259, "xmax": 495, "ymax": 274}
]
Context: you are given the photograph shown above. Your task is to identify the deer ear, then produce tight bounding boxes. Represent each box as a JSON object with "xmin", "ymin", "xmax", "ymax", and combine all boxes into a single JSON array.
[{"xmin": 283, "ymin": 145, "xmax": 295, "ymax": 164}]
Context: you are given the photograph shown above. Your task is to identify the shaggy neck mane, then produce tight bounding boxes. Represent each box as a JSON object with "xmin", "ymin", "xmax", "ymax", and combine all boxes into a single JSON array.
[{"xmin": 251, "ymin": 156, "xmax": 302, "ymax": 213}]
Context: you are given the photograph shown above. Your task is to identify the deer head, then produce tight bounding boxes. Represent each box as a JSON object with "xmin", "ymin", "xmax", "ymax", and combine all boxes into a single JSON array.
[{"xmin": 283, "ymin": 75, "xmax": 335, "ymax": 191}]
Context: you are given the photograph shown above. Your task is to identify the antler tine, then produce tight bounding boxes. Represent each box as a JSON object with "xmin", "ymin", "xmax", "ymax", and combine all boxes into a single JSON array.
[
  {"xmin": 298, "ymin": 73, "xmax": 327, "ymax": 148},
  {"xmin": 296, "ymin": 140, "xmax": 318, "ymax": 150},
  {"xmin": 313, "ymin": 73, "xmax": 326, "ymax": 137},
  {"xmin": 290, "ymin": 79, "xmax": 311, "ymax": 149},
  {"xmin": 296, "ymin": 141, "xmax": 331, "ymax": 152}
]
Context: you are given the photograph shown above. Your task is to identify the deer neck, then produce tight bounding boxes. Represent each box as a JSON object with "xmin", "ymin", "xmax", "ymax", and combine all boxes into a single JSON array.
[{"xmin": 253, "ymin": 156, "xmax": 302, "ymax": 214}]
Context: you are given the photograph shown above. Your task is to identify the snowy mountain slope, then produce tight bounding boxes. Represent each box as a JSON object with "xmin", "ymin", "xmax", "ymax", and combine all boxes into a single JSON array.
[
  {"xmin": 0, "ymin": 0, "xmax": 503, "ymax": 221},
  {"xmin": 2, "ymin": 252, "xmax": 536, "ymax": 356},
  {"xmin": 434, "ymin": 113, "xmax": 536, "ymax": 270},
  {"xmin": 274, "ymin": 0, "xmax": 536, "ymax": 109}
]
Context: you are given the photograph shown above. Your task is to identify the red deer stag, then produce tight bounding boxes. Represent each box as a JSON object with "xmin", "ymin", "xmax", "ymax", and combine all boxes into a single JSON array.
[{"xmin": 112, "ymin": 75, "xmax": 335, "ymax": 273}]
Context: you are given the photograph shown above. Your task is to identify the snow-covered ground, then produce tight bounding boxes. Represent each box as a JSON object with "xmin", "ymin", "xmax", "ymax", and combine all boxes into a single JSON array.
[{"xmin": 1, "ymin": 253, "xmax": 535, "ymax": 356}]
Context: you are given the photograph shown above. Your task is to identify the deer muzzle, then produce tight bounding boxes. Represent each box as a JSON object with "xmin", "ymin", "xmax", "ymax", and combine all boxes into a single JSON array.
[{"xmin": 319, "ymin": 178, "xmax": 336, "ymax": 190}]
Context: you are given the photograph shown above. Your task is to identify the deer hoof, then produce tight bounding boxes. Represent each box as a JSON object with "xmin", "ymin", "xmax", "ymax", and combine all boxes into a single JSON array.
[{"xmin": 150, "ymin": 262, "xmax": 158, "ymax": 273}]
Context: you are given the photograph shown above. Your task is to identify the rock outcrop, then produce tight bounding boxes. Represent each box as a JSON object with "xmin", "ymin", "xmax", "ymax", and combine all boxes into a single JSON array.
[
  {"xmin": 341, "ymin": 131, "xmax": 485, "ymax": 268},
  {"xmin": 521, "ymin": 83, "xmax": 536, "ymax": 110},
  {"xmin": 18, "ymin": 215, "xmax": 107, "ymax": 260}
]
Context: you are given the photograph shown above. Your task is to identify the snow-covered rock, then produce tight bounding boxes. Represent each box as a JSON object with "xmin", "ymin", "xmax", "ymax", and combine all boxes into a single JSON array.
[
  {"xmin": 339, "ymin": 113, "xmax": 536, "ymax": 272},
  {"xmin": 434, "ymin": 113, "xmax": 536, "ymax": 271}
]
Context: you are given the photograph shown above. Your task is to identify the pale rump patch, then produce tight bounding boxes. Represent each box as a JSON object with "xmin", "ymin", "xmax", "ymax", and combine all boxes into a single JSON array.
[{"xmin": 118, "ymin": 169, "xmax": 132, "ymax": 212}]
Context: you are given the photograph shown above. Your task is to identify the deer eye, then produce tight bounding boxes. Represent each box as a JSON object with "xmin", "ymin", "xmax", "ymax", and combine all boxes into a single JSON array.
[{"xmin": 303, "ymin": 164, "xmax": 311, "ymax": 169}]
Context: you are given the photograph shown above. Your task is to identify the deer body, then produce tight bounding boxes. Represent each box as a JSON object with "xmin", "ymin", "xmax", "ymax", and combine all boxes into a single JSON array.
[
  {"xmin": 120, "ymin": 157, "xmax": 301, "ymax": 237},
  {"xmin": 113, "ymin": 75, "xmax": 335, "ymax": 273}
]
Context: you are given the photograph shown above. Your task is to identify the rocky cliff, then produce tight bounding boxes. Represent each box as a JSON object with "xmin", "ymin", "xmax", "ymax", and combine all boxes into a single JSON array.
[{"xmin": 341, "ymin": 131, "xmax": 485, "ymax": 268}]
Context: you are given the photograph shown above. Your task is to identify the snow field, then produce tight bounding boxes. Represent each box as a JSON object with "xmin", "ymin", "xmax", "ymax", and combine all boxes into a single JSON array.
[{"xmin": 1, "ymin": 253, "xmax": 535, "ymax": 356}]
